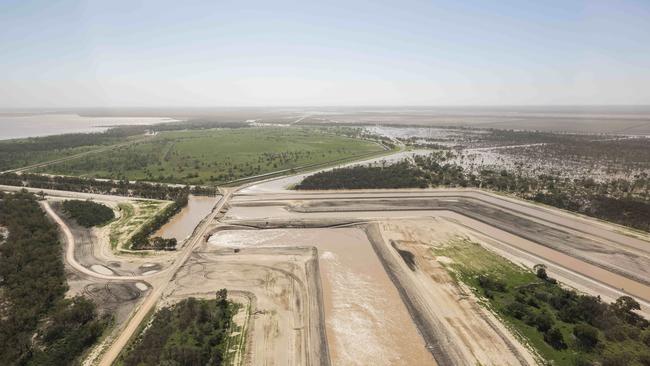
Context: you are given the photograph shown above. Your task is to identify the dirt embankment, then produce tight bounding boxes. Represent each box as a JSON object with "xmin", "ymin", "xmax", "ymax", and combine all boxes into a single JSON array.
[{"xmin": 364, "ymin": 221, "xmax": 538, "ymax": 366}]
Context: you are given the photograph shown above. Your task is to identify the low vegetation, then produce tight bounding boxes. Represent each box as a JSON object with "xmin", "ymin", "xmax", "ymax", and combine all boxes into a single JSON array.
[
  {"xmin": 0, "ymin": 190, "xmax": 109, "ymax": 365},
  {"xmin": 118, "ymin": 291, "xmax": 238, "ymax": 366},
  {"xmin": 62, "ymin": 199, "xmax": 115, "ymax": 227},
  {"xmin": 433, "ymin": 238, "xmax": 650, "ymax": 366},
  {"xmin": 0, "ymin": 131, "xmax": 130, "ymax": 172},
  {"xmin": 0, "ymin": 119, "xmax": 250, "ymax": 172},
  {"xmin": 34, "ymin": 127, "xmax": 384, "ymax": 185},
  {"xmin": 0, "ymin": 172, "xmax": 216, "ymax": 199}
]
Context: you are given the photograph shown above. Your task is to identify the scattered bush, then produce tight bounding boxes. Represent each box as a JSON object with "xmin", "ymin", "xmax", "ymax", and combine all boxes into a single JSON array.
[
  {"xmin": 477, "ymin": 274, "xmax": 506, "ymax": 292},
  {"xmin": 604, "ymin": 325, "xmax": 629, "ymax": 342},
  {"xmin": 544, "ymin": 327, "xmax": 567, "ymax": 350},
  {"xmin": 602, "ymin": 349, "xmax": 633, "ymax": 366},
  {"xmin": 573, "ymin": 324, "xmax": 600, "ymax": 350},
  {"xmin": 506, "ymin": 301, "xmax": 530, "ymax": 320},
  {"xmin": 642, "ymin": 329, "xmax": 650, "ymax": 347},
  {"xmin": 535, "ymin": 311, "xmax": 554, "ymax": 332}
]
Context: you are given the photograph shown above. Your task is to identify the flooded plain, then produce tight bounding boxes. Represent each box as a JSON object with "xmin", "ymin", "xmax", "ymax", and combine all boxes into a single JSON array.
[
  {"xmin": 209, "ymin": 228, "xmax": 435, "ymax": 366},
  {"xmin": 154, "ymin": 195, "xmax": 219, "ymax": 243}
]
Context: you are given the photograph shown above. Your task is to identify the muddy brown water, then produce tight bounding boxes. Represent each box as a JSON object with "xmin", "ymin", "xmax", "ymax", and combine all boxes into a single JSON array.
[
  {"xmin": 209, "ymin": 228, "xmax": 436, "ymax": 366},
  {"xmin": 154, "ymin": 195, "xmax": 218, "ymax": 242}
]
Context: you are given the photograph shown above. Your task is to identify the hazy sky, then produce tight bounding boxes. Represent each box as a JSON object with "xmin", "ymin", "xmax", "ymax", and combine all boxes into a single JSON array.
[{"xmin": 1, "ymin": 0, "xmax": 649, "ymax": 108}]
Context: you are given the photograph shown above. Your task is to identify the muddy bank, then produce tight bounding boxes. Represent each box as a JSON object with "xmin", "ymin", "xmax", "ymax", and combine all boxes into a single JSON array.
[{"xmin": 221, "ymin": 217, "xmax": 362, "ymax": 229}]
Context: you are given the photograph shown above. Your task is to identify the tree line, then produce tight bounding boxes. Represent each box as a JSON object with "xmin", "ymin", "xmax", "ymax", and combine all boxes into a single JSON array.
[
  {"xmin": 296, "ymin": 161, "xmax": 428, "ymax": 190},
  {"xmin": 0, "ymin": 172, "xmax": 217, "ymax": 199},
  {"xmin": 296, "ymin": 154, "xmax": 650, "ymax": 232}
]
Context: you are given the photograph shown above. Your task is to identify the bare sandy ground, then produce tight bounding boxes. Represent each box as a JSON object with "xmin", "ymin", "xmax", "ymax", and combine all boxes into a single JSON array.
[
  {"xmin": 44, "ymin": 198, "xmax": 177, "ymax": 279},
  {"xmin": 209, "ymin": 228, "xmax": 436, "ymax": 366},
  {"xmin": 161, "ymin": 243, "xmax": 328, "ymax": 366},
  {"xmin": 96, "ymin": 190, "xmax": 230, "ymax": 366}
]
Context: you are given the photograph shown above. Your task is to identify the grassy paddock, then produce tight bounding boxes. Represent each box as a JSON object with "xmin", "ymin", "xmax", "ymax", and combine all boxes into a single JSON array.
[{"xmin": 36, "ymin": 127, "xmax": 385, "ymax": 185}]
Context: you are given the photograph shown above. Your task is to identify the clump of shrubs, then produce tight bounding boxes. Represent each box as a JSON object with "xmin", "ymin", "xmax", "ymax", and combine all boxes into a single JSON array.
[{"xmin": 63, "ymin": 199, "xmax": 115, "ymax": 227}]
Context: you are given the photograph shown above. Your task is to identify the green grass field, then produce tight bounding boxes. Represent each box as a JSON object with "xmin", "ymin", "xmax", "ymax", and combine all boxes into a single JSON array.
[{"xmin": 35, "ymin": 127, "xmax": 385, "ymax": 185}]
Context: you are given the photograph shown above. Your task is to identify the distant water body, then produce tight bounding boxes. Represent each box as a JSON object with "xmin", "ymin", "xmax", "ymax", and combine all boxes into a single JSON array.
[{"xmin": 0, "ymin": 113, "xmax": 180, "ymax": 140}]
